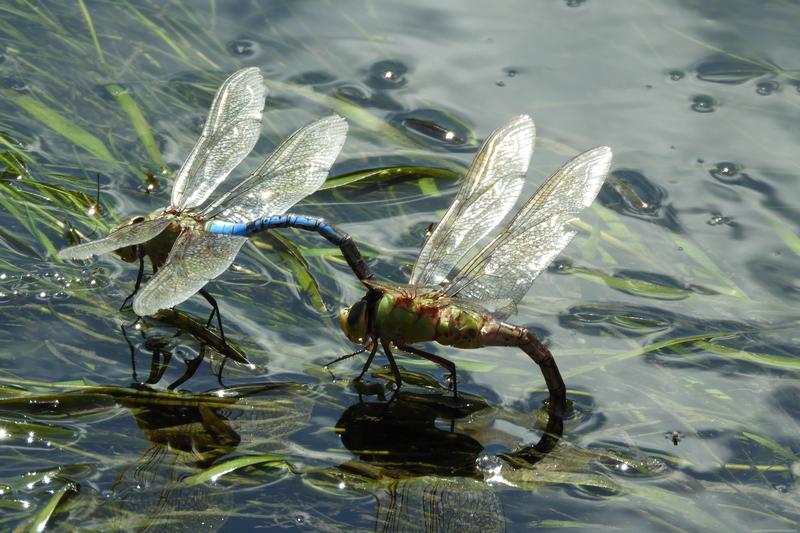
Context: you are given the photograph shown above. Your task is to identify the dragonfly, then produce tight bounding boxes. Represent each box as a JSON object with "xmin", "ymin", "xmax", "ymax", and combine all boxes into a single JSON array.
[
  {"xmin": 58, "ymin": 67, "xmax": 371, "ymax": 340},
  {"xmin": 335, "ymin": 115, "xmax": 612, "ymax": 421}
]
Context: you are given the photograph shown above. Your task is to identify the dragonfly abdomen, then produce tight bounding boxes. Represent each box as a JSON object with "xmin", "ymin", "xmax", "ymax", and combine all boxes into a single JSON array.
[
  {"xmin": 206, "ymin": 214, "xmax": 334, "ymax": 237},
  {"xmin": 435, "ymin": 306, "xmax": 486, "ymax": 349},
  {"xmin": 205, "ymin": 214, "xmax": 372, "ymax": 280}
]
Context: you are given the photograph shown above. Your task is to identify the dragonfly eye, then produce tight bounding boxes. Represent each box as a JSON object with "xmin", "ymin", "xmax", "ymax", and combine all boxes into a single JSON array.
[{"xmin": 347, "ymin": 300, "xmax": 366, "ymax": 327}]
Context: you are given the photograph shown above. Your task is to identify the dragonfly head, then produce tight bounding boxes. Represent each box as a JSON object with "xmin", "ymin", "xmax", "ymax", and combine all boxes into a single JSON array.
[{"xmin": 338, "ymin": 298, "xmax": 369, "ymax": 344}]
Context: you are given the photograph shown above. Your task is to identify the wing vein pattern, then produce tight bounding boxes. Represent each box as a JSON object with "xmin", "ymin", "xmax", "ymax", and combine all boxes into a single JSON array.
[
  {"xmin": 203, "ymin": 115, "xmax": 348, "ymax": 223},
  {"xmin": 56, "ymin": 219, "xmax": 172, "ymax": 260},
  {"xmin": 447, "ymin": 146, "xmax": 613, "ymax": 319},
  {"xmin": 409, "ymin": 115, "xmax": 535, "ymax": 287},
  {"xmin": 170, "ymin": 67, "xmax": 266, "ymax": 210},
  {"xmin": 132, "ymin": 229, "xmax": 246, "ymax": 316}
]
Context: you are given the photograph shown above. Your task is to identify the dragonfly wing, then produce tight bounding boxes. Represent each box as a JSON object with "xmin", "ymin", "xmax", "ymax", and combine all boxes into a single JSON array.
[
  {"xmin": 170, "ymin": 68, "xmax": 266, "ymax": 210},
  {"xmin": 57, "ymin": 219, "xmax": 172, "ymax": 260},
  {"xmin": 409, "ymin": 115, "xmax": 535, "ymax": 286},
  {"xmin": 132, "ymin": 229, "xmax": 246, "ymax": 316},
  {"xmin": 448, "ymin": 146, "xmax": 613, "ymax": 317},
  {"xmin": 202, "ymin": 115, "xmax": 348, "ymax": 222}
]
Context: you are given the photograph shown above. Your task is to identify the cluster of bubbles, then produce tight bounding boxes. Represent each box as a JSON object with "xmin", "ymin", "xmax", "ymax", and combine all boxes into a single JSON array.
[
  {"xmin": 495, "ymin": 67, "xmax": 518, "ymax": 88},
  {"xmin": 668, "ymin": 55, "xmax": 799, "ymax": 114},
  {"xmin": 0, "ymin": 268, "xmax": 107, "ymax": 304}
]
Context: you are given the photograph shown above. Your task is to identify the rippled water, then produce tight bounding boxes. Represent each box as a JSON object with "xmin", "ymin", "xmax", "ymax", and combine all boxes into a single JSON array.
[{"xmin": 0, "ymin": 0, "xmax": 799, "ymax": 530}]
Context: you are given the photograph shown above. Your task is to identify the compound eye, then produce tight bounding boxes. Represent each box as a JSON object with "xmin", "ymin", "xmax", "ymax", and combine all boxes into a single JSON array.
[{"xmin": 347, "ymin": 300, "xmax": 366, "ymax": 327}]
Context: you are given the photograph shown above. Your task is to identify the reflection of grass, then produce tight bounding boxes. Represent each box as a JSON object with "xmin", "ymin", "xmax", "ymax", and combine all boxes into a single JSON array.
[{"xmin": 0, "ymin": 0, "xmax": 797, "ymax": 531}]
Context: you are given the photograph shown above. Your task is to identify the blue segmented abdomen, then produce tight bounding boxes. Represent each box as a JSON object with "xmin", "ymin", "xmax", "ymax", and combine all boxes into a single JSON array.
[
  {"xmin": 204, "ymin": 220, "xmax": 251, "ymax": 236},
  {"xmin": 205, "ymin": 215, "xmax": 341, "ymax": 241}
]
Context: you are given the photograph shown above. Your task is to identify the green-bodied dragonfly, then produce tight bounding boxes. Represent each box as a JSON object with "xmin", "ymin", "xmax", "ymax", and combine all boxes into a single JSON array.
[
  {"xmin": 58, "ymin": 68, "xmax": 371, "ymax": 336},
  {"xmin": 336, "ymin": 115, "xmax": 612, "ymax": 421}
]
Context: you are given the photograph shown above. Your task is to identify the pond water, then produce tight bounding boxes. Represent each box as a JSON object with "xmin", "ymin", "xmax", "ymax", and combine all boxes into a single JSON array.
[{"xmin": 0, "ymin": 0, "xmax": 799, "ymax": 530}]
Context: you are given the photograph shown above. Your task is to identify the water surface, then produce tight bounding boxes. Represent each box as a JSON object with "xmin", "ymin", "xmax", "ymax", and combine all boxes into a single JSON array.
[{"xmin": 0, "ymin": 0, "xmax": 798, "ymax": 530}]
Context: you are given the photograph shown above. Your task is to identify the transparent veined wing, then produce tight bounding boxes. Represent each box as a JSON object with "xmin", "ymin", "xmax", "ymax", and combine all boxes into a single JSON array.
[
  {"xmin": 170, "ymin": 67, "xmax": 266, "ymax": 210},
  {"xmin": 409, "ymin": 115, "xmax": 535, "ymax": 287},
  {"xmin": 447, "ymin": 146, "xmax": 613, "ymax": 319},
  {"xmin": 202, "ymin": 115, "xmax": 348, "ymax": 222},
  {"xmin": 132, "ymin": 229, "xmax": 246, "ymax": 316},
  {"xmin": 57, "ymin": 218, "xmax": 172, "ymax": 260}
]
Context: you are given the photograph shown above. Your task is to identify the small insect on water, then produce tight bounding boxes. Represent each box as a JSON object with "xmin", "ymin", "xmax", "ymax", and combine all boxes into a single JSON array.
[
  {"xmin": 333, "ymin": 115, "xmax": 612, "ymax": 423},
  {"xmin": 58, "ymin": 68, "xmax": 372, "ymax": 341}
]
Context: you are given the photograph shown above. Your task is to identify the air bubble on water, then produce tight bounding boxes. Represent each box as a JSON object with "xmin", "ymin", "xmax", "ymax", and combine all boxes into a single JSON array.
[
  {"xmin": 505, "ymin": 68, "xmax": 517, "ymax": 77},
  {"xmin": 495, "ymin": 80, "xmax": 505, "ymax": 87},
  {"xmin": 227, "ymin": 39, "xmax": 259, "ymax": 57},
  {"xmin": 87, "ymin": 205, "xmax": 97, "ymax": 216},
  {"xmin": 368, "ymin": 60, "xmax": 408, "ymax": 88},
  {"xmin": 476, "ymin": 454, "xmax": 508, "ymax": 484},
  {"xmin": 36, "ymin": 291, "xmax": 47, "ymax": 300},
  {"xmin": 707, "ymin": 213, "xmax": 732, "ymax": 226},
  {"xmin": 691, "ymin": 94, "xmax": 716, "ymax": 113},
  {"xmin": 566, "ymin": 0, "xmax": 587, "ymax": 6},
  {"xmin": 0, "ymin": 273, "xmax": 6, "ymax": 280},
  {"xmin": 755, "ymin": 80, "xmax": 778, "ymax": 96},
  {"xmin": 294, "ymin": 512, "xmax": 310, "ymax": 525},
  {"xmin": 709, "ymin": 161, "xmax": 740, "ymax": 182},
  {"xmin": 668, "ymin": 70, "xmax": 684, "ymax": 81}
]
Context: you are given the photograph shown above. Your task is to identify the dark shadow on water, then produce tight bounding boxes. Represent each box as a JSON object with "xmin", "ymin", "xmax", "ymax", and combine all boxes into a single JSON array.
[{"xmin": 333, "ymin": 390, "xmax": 565, "ymax": 532}]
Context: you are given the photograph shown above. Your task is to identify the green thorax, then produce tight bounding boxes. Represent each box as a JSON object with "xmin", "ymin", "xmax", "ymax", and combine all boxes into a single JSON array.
[{"xmin": 374, "ymin": 289, "xmax": 486, "ymax": 348}]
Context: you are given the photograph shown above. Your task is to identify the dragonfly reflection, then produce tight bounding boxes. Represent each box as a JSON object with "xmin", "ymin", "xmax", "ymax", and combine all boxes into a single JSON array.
[{"xmin": 58, "ymin": 68, "xmax": 371, "ymax": 338}]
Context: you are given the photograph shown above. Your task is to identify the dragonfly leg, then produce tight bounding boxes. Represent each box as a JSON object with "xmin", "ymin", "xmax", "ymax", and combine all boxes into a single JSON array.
[
  {"xmin": 119, "ymin": 248, "xmax": 145, "ymax": 310},
  {"xmin": 169, "ymin": 347, "xmax": 205, "ymax": 390},
  {"xmin": 396, "ymin": 342, "xmax": 459, "ymax": 399},
  {"xmin": 216, "ymin": 352, "xmax": 229, "ymax": 388},
  {"xmin": 120, "ymin": 324, "xmax": 139, "ymax": 383},
  {"xmin": 146, "ymin": 349, "xmax": 172, "ymax": 385},
  {"xmin": 380, "ymin": 339, "xmax": 403, "ymax": 390},
  {"xmin": 354, "ymin": 342, "xmax": 379, "ymax": 381},
  {"xmin": 198, "ymin": 289, "xmax": 226, "ymax": 345},
  {"xmin": 324, "ymin": 343, "xmax": 369, "ymax": 369}
]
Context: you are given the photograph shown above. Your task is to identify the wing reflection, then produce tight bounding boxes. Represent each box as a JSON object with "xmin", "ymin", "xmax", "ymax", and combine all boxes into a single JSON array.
[
  {"xmin": 334, "ymin": 391, "xmax": 563, "ymax": 532},
  {"xmin": 106, "ymin": 383, "xmax": 312, "ymax": 532}
]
